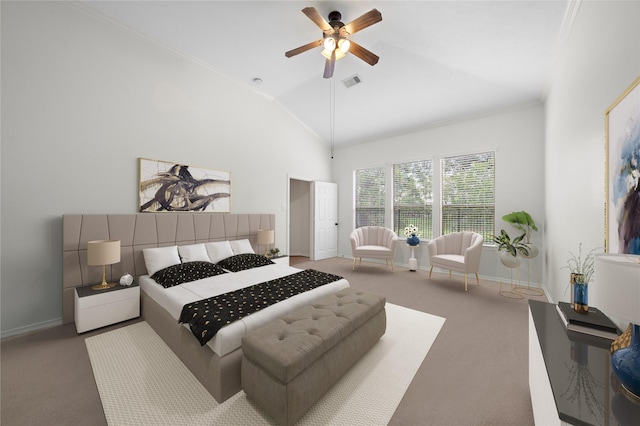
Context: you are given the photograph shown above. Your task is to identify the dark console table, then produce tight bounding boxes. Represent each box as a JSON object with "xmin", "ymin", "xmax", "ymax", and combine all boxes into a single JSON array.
[{"xmin": 528, "ymin": 300, "xmax": 639, "ymax": 426}]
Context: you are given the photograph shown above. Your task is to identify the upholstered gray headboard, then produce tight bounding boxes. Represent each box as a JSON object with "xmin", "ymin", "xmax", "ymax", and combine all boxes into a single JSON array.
[{"xmin": 62, "ymin": 213, "xmax": 275, "ymax": 324}]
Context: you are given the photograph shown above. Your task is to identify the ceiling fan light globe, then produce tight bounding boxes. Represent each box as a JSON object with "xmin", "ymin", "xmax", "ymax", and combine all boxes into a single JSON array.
[
  {"xmin": 323, "ymin": 37, "xmax": 336, "ymax": 52},
  {"xmin": 322, "ymin": 49, "xmax": 345, "ymax": 61},
  {"xmin": 338, "ymin": 38, "xmax": 350, "ymax": 53}
]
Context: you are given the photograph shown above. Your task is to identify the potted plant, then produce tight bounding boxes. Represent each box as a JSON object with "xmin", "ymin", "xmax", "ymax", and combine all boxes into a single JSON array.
[
  {"xmin": 563, "ymin": 243, "xmax": 599, "ymax": 313},
  {"xmin": 502, "ymin": 211, "xmax": 539, "ymax": 258},
  {"xmin": 493, "ymin": 229, "xmax": 529, "ymax": 268},
  {"xmin": 404, "ymin": 224, "xmax": 421, "ymax": 246},
  {"xmin": 269, "ymin": 247, "xmax": 281, "ymax": 258}
]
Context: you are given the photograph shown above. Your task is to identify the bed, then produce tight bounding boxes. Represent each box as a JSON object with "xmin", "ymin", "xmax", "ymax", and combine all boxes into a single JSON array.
[{"xmin": 62, "ymin": 213, "xmax": 349, "ymax": 402}]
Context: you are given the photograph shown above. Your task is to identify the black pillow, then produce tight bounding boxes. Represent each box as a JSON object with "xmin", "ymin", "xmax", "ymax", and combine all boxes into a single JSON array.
[
  {"xmin": 217, "ymin": 253, "xmax": 274, "ymax": 272},
  {"xmin": 151, "ymin": 261, "xmax": 227, "ymax": 288}
]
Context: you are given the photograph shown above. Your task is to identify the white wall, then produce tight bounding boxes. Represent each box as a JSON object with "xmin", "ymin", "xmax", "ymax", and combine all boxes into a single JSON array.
[
  {"xmin": 332, "ymin": 104, "xmax": 546, "ymax": 282},
  {"xmin": 0, "ymin": 2, "xmax": 331, "ymax": 336},
  {"xmin": 544, "ymin": 1, "xmax": 640, "ymax": 304}
]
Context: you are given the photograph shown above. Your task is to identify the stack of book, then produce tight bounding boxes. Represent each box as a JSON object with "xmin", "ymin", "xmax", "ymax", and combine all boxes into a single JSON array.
[{"xmin": 556, "ymin": 302, "xmax": 621, "ymax": 340}]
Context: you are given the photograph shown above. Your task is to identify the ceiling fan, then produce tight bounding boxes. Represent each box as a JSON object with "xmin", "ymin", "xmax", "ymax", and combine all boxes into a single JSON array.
[{"xmin": 285, "ymin": 7, "xmax": 382, "ymax": 79}]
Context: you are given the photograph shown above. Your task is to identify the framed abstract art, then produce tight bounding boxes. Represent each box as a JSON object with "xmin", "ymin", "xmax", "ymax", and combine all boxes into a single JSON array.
[
  {"xmin": 139, "ymin": 158, "xmax": 231, "ymax": 213},
  {"xmin": 605, "ymin": 76, "xmax": 640, "ymax": 254}
]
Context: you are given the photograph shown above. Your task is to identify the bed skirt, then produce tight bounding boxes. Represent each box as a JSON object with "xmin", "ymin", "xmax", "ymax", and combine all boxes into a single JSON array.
[{"xmin": 141, "ymin": 290, "xmax": 242, "ymax": 402}]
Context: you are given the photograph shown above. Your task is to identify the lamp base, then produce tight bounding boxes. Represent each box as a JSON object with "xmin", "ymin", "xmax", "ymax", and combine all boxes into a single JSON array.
[
  {"xmin": 612, "ymin": 324, "xmax": 640, "ymax": 405},
  {"xmin": 621, "ymin": 384, "xmax": 640, "ymax": 405},
  {"xmin": 611, "ymin": 391, "xmax": 640, "ymax": 423},
  {"xmin": 92, "ymin": 281, "xmax": 117, "ymax": 290}
]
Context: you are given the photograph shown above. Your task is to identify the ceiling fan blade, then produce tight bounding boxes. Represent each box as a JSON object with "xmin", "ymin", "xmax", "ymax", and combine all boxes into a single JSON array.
[
  {"xmin": 344, "ymin": 8, "xmax": 382, "ymax": 35},
  {"xmin": 302, "ymin": 7, "xmax": 332, "ymax": 33},
  {"xmin": 285, "ymin": 40, "xmax": 323, "ymax": 58},
  {"xmin": 323, "ymin": 50, "xmax": 336, "ymax": 79},
  {"xmin": 348, "ymin": 41, "xmax": 379, "ymax": 66}
]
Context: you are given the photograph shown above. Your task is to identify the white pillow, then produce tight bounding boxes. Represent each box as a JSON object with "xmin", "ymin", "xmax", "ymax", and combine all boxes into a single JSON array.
[
  {"xmin": 143, "ymin": 246, "xmax": 181, "ymax": 276},
  {"xmin": 178, "ymin": 243, "xmax": 210, "ymax": 263},
  {"xmin": 205, "ymin": 241, "xmax": 234, "ymax": 263},
  {"xmin": 230, "ymin": 239, "xmax": 255, "ymax": 255}
]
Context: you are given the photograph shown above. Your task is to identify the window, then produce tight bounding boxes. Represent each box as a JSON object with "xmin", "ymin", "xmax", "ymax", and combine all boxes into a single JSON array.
[
  {"xmin": 355, "ymin": 167, "xmax": 386, "ymax": 227},
  {"xmin": 393, "ymin": 160, "xmax": 433, "ymax": 238},
  {"xmin": 441, "ymin": 151, "xmax": 495, "ymax": 242},
  {"xmin": 354, "ymin": 151, "xmax": 494, "ymax": 242}
]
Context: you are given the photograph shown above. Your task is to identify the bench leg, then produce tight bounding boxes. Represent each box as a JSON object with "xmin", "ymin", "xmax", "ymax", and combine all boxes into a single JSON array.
[
  {"xmin": 391, "ymin": 259, "xmax": 395, "ymax": 272},
  {"xmin": 428, "ymin": 265, "xmax": 433, "ymax": 279},
  {"xmin": 475, "ymin": 273, "xmax": 480, "ymax": 285},
  {"xmin": 464, "ymin": 274, "xmax": 468, "ymax": 291}
]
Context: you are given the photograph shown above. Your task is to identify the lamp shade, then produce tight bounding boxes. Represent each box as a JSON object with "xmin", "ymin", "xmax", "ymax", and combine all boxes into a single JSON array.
[
  {"xmin": 593, "ymin": 253, "xmax": 640, "ymax": 325},
  {"xmin": 87, "ymin": 240, "xmax": 121, "ymax": 266},
  {"xmin": 257, "ymin": 229, "xmax": 275, "ymax": 246},
  {"xmin": 594, "ymin": 253, "xmax": 640, "ymax": 402}
]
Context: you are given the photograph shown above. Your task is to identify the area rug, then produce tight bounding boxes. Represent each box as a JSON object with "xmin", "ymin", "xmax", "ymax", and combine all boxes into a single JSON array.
[{"xmin": 85, "ymin": 303, "xmax": 445, "ymax": 425}]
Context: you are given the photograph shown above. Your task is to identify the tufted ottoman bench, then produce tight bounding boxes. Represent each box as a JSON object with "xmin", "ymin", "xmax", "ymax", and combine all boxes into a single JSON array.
[{"xmin": 241, "ymin": 287, "xmax": 386, "ymax": 425}]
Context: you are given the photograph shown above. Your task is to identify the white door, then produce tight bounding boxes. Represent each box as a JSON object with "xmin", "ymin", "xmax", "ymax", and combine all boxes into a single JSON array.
[{"xmin": 312, "ymin": 181, "xmax": 338, "ymax": 260}]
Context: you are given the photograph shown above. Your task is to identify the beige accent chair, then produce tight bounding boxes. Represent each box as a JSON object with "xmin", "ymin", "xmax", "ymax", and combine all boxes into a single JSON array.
[
  {"xmin": 427, "ymin": 232, "xmax": 484, "ymax": 291},
  {"xmin": 350, "ymin": 226, "xmax": 398, "ymax": 271}
]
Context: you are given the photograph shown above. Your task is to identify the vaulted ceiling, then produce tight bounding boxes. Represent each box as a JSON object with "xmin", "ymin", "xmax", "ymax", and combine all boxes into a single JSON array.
[{"xmin": 82, "ymin": 1, "xmax": 570, "ymax": 147}]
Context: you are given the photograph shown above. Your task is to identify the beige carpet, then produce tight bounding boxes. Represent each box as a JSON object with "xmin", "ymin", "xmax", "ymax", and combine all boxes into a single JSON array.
[{"xmin": 85, "ymin": 303, "xmax": 445, "ymax": 425}]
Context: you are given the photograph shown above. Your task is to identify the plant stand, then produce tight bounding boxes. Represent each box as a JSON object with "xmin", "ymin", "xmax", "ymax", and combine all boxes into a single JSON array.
[
  {"xmin": 407, "ymin": 244, "xmax": 419, "ymax": 271},
  {"xmin": 500, "ymin": 263, "xmax": 523, "ymax": 299},
  {"xmin": 515, "ymin": 256, "xmax": 544, "ymax": 297}
]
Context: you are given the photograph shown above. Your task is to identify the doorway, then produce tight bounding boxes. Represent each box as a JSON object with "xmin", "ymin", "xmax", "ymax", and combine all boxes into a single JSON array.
[
  {"xmin": 288, "ymin": 178, "xmax": 339, "ymax": 262},
  {"xmin": 289, "ymin": 178, "xmax": 312, "ymax": 261}
]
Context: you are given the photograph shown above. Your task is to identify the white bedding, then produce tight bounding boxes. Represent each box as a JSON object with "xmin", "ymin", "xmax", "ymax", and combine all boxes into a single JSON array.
[{"xmin": 140, "ymin": 263, "xmax": 350, "ymax": 356}]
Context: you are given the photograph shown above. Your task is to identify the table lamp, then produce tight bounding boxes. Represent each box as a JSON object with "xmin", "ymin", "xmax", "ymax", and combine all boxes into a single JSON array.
[
  {"xmin": 88, "ymin": 240, "xmax": 121, "ymax": 290},
  {"xmin": 593, "ymin": 253, "xmax": 640, "ymax": 403},
  {"xmin": 257, "ymin": 229, "xmax": 274, "ymax": 256}
]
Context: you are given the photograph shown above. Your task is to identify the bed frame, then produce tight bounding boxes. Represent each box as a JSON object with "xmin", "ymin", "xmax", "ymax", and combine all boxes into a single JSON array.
[{"xmin": 62, "ymin": 213, "xmax": 274, "ymax": 401}]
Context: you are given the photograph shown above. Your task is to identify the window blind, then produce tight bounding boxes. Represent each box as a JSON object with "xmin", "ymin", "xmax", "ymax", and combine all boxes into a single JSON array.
[
  {"xmin": 393, "ymin": 160, "xmax": 433, "ymax": 238},
  {"xmin": 441, "ymin": 151, "xmax": 495, "ymax": 241},
  {"xmin": 355, "ymin": 167, "xmax": 386, "ymax": 227}
]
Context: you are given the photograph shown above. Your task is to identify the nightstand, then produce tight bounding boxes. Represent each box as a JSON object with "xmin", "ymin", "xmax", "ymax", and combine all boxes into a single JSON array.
[
  {"xmin": 270, "ymin": 255, "xmax": 289, "ymax": 266},
  {"xmin": 74, "ymin": 283, "xmax": 140, "ymax": 333}
]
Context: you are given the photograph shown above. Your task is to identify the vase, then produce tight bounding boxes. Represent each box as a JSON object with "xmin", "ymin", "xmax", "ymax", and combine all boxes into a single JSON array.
[
  {"xmin": 611, "ymin": 324, "xmax": 640, "ymax": 402},
  {"xmin": 522, "ymin": 243, "xmax": 539, "ymax": 259},
  {"xmin": 569, "ymin": 273, "xmax": 582, "ymax": 306},
  {"xmin": 499, "ymin": 251, "xmax": 521, "ymax": 268},
  {"xmin": 573, "ymin": 281, "xmax": 588, "ymax": 313},
  {"xmin": 570, "ymin": 340, "xmax": 589, "ymax": 365},
  {"xmin": 406, "ymin": 235, "xmax": 420, "ymax": 246}
]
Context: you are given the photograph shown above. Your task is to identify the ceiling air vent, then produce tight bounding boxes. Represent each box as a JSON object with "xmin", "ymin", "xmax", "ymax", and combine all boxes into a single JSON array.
[{"xmin": 342, "ymin": 74, "xmax": 362, "ymax": 88}]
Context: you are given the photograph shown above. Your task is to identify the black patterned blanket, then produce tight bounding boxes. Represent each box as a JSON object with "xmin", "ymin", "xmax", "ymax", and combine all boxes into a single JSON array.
[{"xmin": 178, "ymin": 269, "xmax": 344, "ymax": 346}]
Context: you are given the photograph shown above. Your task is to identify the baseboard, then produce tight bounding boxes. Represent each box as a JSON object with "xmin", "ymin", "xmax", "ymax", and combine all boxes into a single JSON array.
[
  {"xmin": 307, "ymin": 256, "xmax": 549, "ymax": 298},
  {"xmin": 1, "ymin": 318, "xmax": 62, "ymax": 340}
]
